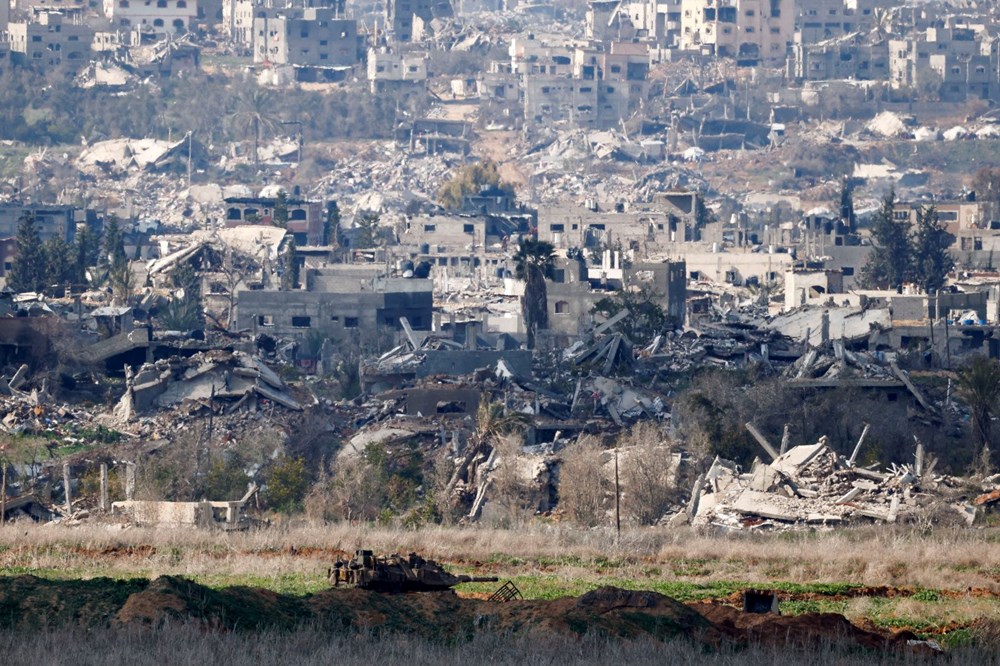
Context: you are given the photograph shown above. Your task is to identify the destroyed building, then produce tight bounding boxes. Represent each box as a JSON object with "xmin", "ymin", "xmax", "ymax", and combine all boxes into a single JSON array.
[
  {"xmin": 386, "ymin": 0, "xmax": 453, "ymax": 42},
  {"xmin": 503, "ymin": 36, "xmax": 651, "ymax": 130},
  {"xmin": 236, "ymin": 271, "xmax": 434, "ymax": 342},
  {"xmin": 395, "ymin": 119, "xmax": 472, "ymax": 156},
  {"xmin": 253, "ymin": 8, "xmax": 360, "ymax": 71},
  {"xmin": 788, "ymin": 34, "xmax": 890, "ymax": 82},
  {"xmin": 223, "ymin": 195, "xmax": 328, "ymax": 246},
  {"xmin": 890, "ymin": 26, "xmax": 1000, "ymax": 102},
  {"xmin": 7, "ymin": 11, "xmax": 93, "ymax": 67},
  {"xmin": 546, "ymin": 256, "xmax": 686, "ymax": 336},
  {"xmin": 367, "ymin": 47, "xmax": 429, "ymax": 93}
]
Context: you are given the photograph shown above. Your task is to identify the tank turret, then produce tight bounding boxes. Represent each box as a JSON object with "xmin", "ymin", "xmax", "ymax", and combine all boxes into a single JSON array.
[{"xmin": 330, "ymin": 550, "xmax": 499, "ymax": 593}]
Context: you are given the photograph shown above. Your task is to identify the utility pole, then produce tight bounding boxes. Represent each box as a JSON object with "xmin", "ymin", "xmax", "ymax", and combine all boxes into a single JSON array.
[
  {"xmin": 187, "ymin": 130, "xmax": 193, "ymax": 188},
  {"xmin": 614, "ymin": 445, "xmax": 621, "ymax": 542},
  {"xmin": 1, "ymin": 460, "xmax": 6, "ymax": 525}
]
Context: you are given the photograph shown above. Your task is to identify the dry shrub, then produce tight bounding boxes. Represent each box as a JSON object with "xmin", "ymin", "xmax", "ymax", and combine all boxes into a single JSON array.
[
  {"xmin": 618, "ymin": 422, "xmax": 683, "ymax": 526},
  {"xmin": 557, "ymin": 434, "xmax": 609, "ymax": 527},
  {"xmin": 969, "ymin": 619, "xmax": 1000, "ymax": 651},
  {"xmin": 304, "ymin": 454, "xmax": 385, "ymax": 522},
  {"xmin": 479, "ymin": 435, "xmax": 538, "ymax": 528}
]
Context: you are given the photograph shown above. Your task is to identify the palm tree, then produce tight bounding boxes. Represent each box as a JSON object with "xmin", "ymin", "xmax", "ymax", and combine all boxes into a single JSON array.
[
  {"xmin": 513, "ymin": 238, "xmax": 555, "ymax": 350},
  {"xmin": 444, "ymin": 398, "xmax": 527, "ymax": 501},
  {"xmin": 957, "ymin": 356, "xmax": 1000, "ymax": 468},
  {"xmin": 228, "ymin": 87, "xmax": 281, "ymax": 168},
  {"xmin": 870, "ymin": 7, "xmax": 892, "ymax": 43}
]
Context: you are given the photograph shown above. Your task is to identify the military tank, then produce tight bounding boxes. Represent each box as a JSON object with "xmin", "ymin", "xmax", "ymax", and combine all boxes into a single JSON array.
[{"xmin": 330, "ymin": 549, "xmax": 499, "ymax": 593}]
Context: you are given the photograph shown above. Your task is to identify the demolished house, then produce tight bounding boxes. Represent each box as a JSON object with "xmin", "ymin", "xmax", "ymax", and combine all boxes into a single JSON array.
[
  {"xmin": 682, "ymin": 427, "xmax": 978, "ymax": 531},
  {"xmin": 115, "ymin": 349, "xmax": 303, "ymax": 421}
]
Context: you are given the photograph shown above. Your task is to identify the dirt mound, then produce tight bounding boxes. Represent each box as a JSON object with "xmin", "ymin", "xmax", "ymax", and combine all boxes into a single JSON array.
[
  {"xmin": 691, "ymin": 603, "xmax": 915, "ymax": 651},
  {"xmin": 0, "ymin": 575, "xmax": 945, "ymax": 655},
  {"xmin": 114, "ymin": 576, "xmax": 305, "ymax": 630},
  {"xmin": 0, "ymin": 575, "xmax": 145, "ymax": 628}
]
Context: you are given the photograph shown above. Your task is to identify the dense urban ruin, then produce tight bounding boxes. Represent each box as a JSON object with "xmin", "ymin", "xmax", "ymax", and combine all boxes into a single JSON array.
[{"xmin": 3, "ymin": 0, "xmax": 1000, "ymax": 657}]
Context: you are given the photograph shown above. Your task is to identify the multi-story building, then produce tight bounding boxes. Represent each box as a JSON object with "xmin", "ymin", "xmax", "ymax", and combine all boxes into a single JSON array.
[
  {"xmin": 788, "ymin": 33, "xmax": 889, "ymax": 80},
  {"xmin": 223, "ymin": 195, "xmax": 329, "ymax": 246},
  {"xmin": 14, "ymin": 0, "xmax": 86, "ymax": 16},
  {"xmin": 890, "ymin": 27, "xmax": 1000, "ymax": 101},
  {"xmin": 386, "ymin": 0, "xmax": 452, "ymax": 42},
  {"xmin": 503, "ymin": 36, "xmax": 650, "ymax": 129},
  {"xmin": 253, "ymin": 8, "xmax": 358, "ymax": 67},
  {"xmin": 679, "ymin": 0, "xmax": 794, "ymax": 65},
  {"xmin": 8, "ymin": 11, "xmax": 94, "ymax": 67},
  {"xmin": 104, "ymin": 0, "xmax": 198, "ymax": 34},
  {"xmin": 587, "ymin": 0, "xmax": 683, "ymax": 48},
  {"xmin": 367, "ymin": 47, "xmax": 429, "ymax": 93},
  {"xmin": 890, "ymin": 27, "xmax": 979, "ymax": 89}
]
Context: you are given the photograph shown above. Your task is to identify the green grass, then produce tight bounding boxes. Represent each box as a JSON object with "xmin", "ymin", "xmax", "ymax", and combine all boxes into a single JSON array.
[
  {"xmin": 190, "ymin": 572, "xmax": 328, "ymax": 596},
  {"xmin": 779, "ymin": 599, "xmax": 849, "ymax": 615},
  {"xmin": 456, "ymin": 574, "xmax": 863, "ymax": 602}
]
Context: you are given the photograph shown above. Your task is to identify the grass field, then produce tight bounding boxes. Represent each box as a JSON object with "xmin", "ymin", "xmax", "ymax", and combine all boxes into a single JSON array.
[{"xmin": 2, "ymin": 522, "xmax": 1000, "ymax": 647}]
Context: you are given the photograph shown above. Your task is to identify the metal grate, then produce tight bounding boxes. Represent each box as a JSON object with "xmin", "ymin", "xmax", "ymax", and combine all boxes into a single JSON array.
[{"xmin": 488, "ymin": 580, "xmax": 523, "ymax": 603}]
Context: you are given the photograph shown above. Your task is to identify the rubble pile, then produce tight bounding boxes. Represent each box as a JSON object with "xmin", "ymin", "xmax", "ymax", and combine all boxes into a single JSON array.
[
  {"xmin": 116, "ymin": 349, "xmax": 304, "ymax": 422},
  {"xmin": 784, "ymin": 340, "xmax": 897, "ymax": 383},
  {"xmin": 311, "ymin": 145, "xmax": 456, "ymax": 213},
  {"xmin": 686, "ymin": 435, "xmax": 977, "ymax": 531}
]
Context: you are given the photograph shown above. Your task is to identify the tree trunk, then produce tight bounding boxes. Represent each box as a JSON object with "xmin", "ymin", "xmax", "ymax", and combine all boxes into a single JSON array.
[
  {"xmin": 1, "ymin": 462, "xmax": 6, "ymax": 525},
  {"xmin": 444, "ymin": 436, "xmax": 485, "ymax": 500},
  {"xmin": 253, "ymin": 116, "xmax": 260, "ymax": 168}
]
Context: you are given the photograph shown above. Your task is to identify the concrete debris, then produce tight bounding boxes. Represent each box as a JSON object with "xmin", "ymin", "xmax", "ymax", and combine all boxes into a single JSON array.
[
  {"xmin": 116, "ymin": 350, "xmax": 302, "ymax": 418},
  {"xmin": 78, "ymin": 137, "xmax": 192, "ymax": 174},
  {"xmin": 688, "ymin": 436, "xmax": 978, "ymax": 531}
]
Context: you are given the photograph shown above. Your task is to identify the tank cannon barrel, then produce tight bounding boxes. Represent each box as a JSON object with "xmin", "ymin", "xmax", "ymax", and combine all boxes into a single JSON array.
[{"xmin": 457, "ymin": 575, "xmax": 500, "ymax": 583}]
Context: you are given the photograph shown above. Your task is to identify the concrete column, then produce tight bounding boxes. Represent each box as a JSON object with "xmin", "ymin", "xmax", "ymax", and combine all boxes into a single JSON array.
[
  {"xmin": 100, "ymin": 463, "xmax": 109, "ymax": 512},
  {"xmin": 125, "ymin": 462, "xmax": 136, "ymax": 501},
  {"xmin": 63, "ymin": 462, "xmax": 72, "ymax": 515}
]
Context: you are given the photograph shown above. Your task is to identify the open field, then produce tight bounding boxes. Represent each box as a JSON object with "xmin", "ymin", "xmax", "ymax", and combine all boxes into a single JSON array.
[{"xmin": 2, "ymin": 523, "xmax": 1000, "ymax": 648}]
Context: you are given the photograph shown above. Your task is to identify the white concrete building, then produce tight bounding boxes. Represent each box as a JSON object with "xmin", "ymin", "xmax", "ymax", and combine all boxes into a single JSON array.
[
  {"xmin": 104, "ymin": 0, "xmax": 198, "ymax": 34},
  {"xmin": 679, "ymin": 0, "xmax": 794, "ymax": 65}
]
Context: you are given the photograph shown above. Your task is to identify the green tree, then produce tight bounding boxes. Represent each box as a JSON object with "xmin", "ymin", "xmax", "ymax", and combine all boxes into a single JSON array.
[
  {"xmin": 860, "ymin": 190, "xmax": 910, "ymax": 289},
  {"xmin": 353, "ymin": 212, "xmax": 381, "ymax": 249},
  {"xmin": 694, "ymin": 193, "xmax": 713, "ymax": 228},
  {"xmin": 74, "ymin": 225, "xmax": 100, "ymax": 284},
  {"xmin": 839, "ymin": 177, "xmax": 856, "ymax": 231},
  {"xmin": 281, "ymin": 237, "xmax": 299, "ymax": 290},
  {"xmin": 159, "ymin": 296, "xmax": 202, "ymax": 331},
  {"xmin": 204, "ymin": 454, "xmax": 250, "ymax": 501},
  {"xmin": 437, "ymin": 161, "xmax": 515, "ymax": 210},
  {"xmin": 323, "ymin": 201, "xmax": 340, "ymax": 246},
  {"xmin": 102, "ymin": 215, "xmax": 127, "ymax": 271},
  {"xmin": 513, "ymin": 238, "xmax": 555, "ymax": 350},
  {"xmin": 957, "ymin": 356, "xmax": 1000, "ymax": 469},
  {"xmin": 273, "ymin": 190, "xmax": 289, "ymax": 229},
  {"xmin": 592, "ymin": 285, "xmax": 671, "ymax": 346},
  {"xmin": 228, "ymin": 87, "xmax": 281, "ymax": 168},
  {"xmin": 7, "ymin": 213, "xmax": 46, "ymax": 293},
  {"xmin": 911, "ymin": 205, "xmax": 953, "ymax": 294},
  {"xmin": 266, "ymin": 455, "xmax": 309, "ymax": 514},
  {"xmin": 42, "ymin": 236, "xmax": 74, "ymax": 288}
]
